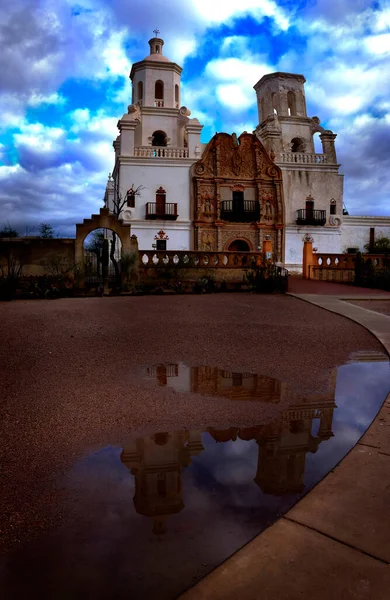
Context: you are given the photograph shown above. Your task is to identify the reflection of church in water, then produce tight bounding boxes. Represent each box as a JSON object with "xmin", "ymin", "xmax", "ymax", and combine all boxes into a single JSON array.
[{"xmin": 121, "ymin": 364, "xmax": 336, "ymax": 533}]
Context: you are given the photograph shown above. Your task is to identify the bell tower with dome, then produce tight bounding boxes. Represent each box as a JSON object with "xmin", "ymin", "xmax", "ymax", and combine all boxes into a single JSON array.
[{"xmin": 107, "ymin": 32, "xmax": 204, "ymax": 250}]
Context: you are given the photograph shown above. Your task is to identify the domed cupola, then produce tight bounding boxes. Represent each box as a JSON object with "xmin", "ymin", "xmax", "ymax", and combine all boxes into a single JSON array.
[{"xmin": 130, "ymin": 31, "xmax": 183, "ymax": 109}]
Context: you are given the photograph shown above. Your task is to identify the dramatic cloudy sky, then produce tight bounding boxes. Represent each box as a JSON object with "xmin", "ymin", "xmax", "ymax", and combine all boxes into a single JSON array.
[{"xmin": 0, "ymin": 0, "xmax": 389, "ymax": 236}]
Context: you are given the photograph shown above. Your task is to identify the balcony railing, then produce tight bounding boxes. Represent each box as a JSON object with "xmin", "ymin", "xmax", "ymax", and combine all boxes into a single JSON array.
[
  {"xmin": 220, "ymin": 200, "xmax": 260, "ymax": 223},
  {"xmin": 296, "ymin": 209, "xmax": 326, "ymax": 226},
  {"xmin": 134, "ymin": 146, "xmax": 189, "ymax": 158},
  {"xmin": 279, "ymin": 152, "xmax": 328, "ymax": 164},
  {"xmin": 145, "ymin": 202, "xmax": 178, "ymax": 220},
  {"xmin": 154, "ymin": 99, "xmax": 164, "ymax": 107}
]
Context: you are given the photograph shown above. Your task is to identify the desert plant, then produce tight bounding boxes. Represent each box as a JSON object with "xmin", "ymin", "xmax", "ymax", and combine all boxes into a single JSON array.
[
  {"xmin": 121, "ymin": 251, "xmax": 138, "ymax": 285},
  {"xmin": 364, "ymin": 236, "xmax": 390, "ymax": 254},
  {"xmin": 244, "ymin": 257, "xmax": 288, "ymax": 293}
]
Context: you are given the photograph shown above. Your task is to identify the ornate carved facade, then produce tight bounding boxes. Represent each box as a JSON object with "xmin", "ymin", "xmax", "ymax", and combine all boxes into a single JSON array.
[{"xmin": 192, "ymin": 132, "xmax": 285, "ymax": 260}]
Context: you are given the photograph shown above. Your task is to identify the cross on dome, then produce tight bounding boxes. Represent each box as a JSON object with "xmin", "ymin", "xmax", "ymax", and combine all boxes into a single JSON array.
[{"xmin": 153, "ymin": 28, "xmax": 160, "ymax": 37}]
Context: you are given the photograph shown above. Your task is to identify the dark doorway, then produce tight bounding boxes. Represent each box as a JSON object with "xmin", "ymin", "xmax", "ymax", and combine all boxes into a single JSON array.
[
  {"xmin": 305, "ymin": 198, "xmax": 314, "ymax": 221},
  {"xmin": 232, "ymin": 191, "xmax": 244, "ymax": 215},
  {"xmin": 156, "ymin": 192, "xmax": 166, "ymax": 217}
]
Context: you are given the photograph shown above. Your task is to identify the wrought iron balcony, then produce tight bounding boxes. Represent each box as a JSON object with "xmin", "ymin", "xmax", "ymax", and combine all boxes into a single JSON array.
[
  {"xmin": 220, "ymin": 200, "xmax": 260, "ymax": 223},
  {"xmin": 296, "ymin": 209, "xmax": 326, "ymax": 226},
  {"xmin": 145, "ymin": 202, "xmax": 178, "ymax": 220}
]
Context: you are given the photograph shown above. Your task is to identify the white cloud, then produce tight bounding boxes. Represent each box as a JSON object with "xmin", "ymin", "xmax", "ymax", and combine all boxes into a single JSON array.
[
  {"xmin": 193, "ymin": 0, "xmax": 290, "ymax": 31},
  {"xmin": 215, "ymin": 84, "xmax": 253, "ymax": 110},
  {"xmin": 365, "ymin": 33, "xmax": 390, "ymax": 55},
  {"xmin": 27, "ymin": 92, "xmax": 67, "ymax": 107},
  {"xmin": 205, "ymin": 57, "xmax": 272, "ymax": 109}
]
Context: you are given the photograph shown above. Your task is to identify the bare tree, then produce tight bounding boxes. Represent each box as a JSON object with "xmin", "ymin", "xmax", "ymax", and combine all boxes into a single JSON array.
[
  {"xmin": 106, "ymin": 179, "xmax": 144, "ymax": 283},
  {"xmin": 0, "ymin": 224, "xmax": 19, "ymax": 238}
]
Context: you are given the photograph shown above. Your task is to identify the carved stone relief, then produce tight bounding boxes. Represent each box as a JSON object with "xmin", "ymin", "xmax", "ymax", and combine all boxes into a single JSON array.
[{"xmin": 199, "ymin": 229, "xmax": 216, "ymax": 251}]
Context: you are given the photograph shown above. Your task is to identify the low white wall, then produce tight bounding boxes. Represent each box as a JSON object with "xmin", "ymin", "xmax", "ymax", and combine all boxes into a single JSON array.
[
  {"xmin": 341, "ymin": 216, "xmax": 390, "ymax": 252},
  {"xmin": 284, "ymin": 226, "xmax": 342, "ymax": 270}
]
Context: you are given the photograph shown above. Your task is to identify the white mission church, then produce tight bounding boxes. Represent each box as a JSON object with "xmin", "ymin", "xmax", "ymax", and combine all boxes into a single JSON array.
[{"xmin": 104, "ymin": 34, "xmax": 390, "ymax": 272}]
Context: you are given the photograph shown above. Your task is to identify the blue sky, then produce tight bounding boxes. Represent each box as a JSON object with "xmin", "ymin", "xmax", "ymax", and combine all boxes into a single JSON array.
[{"xmin": 0, "ymin": 0, "xmax": 389, "ymax": 236}]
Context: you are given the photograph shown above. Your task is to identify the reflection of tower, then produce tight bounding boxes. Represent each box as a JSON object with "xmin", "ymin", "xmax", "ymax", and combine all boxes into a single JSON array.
[
  {"xmin": 121, "ymin": 430, "xmax": 204, "ymax": 534},
  {"xmin": 254, "ymin": 370, "xmax": 337, "ymax": 495}
]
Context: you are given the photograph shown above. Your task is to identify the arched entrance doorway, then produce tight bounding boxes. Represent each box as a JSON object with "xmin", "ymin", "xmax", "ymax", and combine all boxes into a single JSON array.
[
  {"xmin": 227, "ymin": 239, "xmax": 251, "ymax": 252},
  {"xmin": 75, "ymin": 208, "xmax": 132, "ymax": 289},
  {"xmin": 83, "ymin": 228, "xmax": 122, "ymax": 291}
]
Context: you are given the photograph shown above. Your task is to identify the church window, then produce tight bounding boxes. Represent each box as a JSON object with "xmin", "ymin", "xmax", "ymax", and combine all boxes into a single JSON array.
[
  {"xmin": 127, "ymin": 190, "xmax": 135, "ymax": 208},
  {"xmin": 175, "ymin": 84, "xmax": 179, "ymax": 107},
  {"xmin": 291, "ymin": 137, "xmax": 305, "ymax": 153},
  {"xmin": 261, "ymin": 97, "xmax": 265, "ymax": 120},
  {"xmin": 330, "ymin": 199, "xmax": 336, "ymax": 214},
  {"xmin": 155, "ymin": 80, "xmax": 164, "ymax": 99},
  {"xmin": 137, "ymin": 81, "xmax": 143, "ymax": 103},
  {"xmin": 272, "ymin": 93, "xmax": 278, "ymax": 115},
  {"xmin": 152, "ymin": 130, "xmax": 167, "ymax": 147},
  {"xmin": 287, "ymin": 91, "xmax": 296, "ymax": 116}
]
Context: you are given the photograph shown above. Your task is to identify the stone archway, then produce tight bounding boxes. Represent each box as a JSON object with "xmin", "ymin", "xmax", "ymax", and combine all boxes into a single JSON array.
[
  {"xmin": 225, "ymin": 238, "xmax": 252, "ymax": 252},
  {"xmin": 75, "ymin": 208, "xmax": 132, "ymax": 285}
]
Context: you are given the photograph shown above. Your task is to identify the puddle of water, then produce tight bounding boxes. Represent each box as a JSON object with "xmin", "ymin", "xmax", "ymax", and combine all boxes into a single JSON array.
[{"xmin": 2, "ymin": 359, "xmax": 389, "ymax": 600}]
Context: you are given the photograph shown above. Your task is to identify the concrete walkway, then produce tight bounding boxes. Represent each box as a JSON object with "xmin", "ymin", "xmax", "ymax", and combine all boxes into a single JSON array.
[{"xmin": 181, "ymin": 281, "xmax": 390, "ymax": 600}]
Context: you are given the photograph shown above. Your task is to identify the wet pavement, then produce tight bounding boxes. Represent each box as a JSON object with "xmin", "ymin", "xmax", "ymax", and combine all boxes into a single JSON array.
[
  {"xmin": 344, "ymin": 299, "xmax": 390, "ymax": 317},
  {"xmin": 1, "ymin": 358, "xmax": 389, "ymax": 600}
]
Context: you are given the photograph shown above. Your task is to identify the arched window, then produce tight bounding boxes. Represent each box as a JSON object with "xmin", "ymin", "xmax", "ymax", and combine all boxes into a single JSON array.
[
  {"xmin": 137, "ymin": 81, "xmax": 143, "ymax": 104},
  {"xmin": 287, "ymin": 91, "xmax": 296, "ymax": 116},
  {"xmin": 272, "ymin": 93, "xmax": 278, "ymax": 115},
  {"xmin": 155, "ymin": 81, "xmax": 164, "ymax": 98},
  {"xmin": 152, "ymin": 130, "xmax": 167, "ymax": 147},
  {"xmin": 261, "ymin": 97, "xmax": 265, "ymax": 121},
  {"xmin": 330, "ymin": 199, "xmax": 337, "ymax": 215},
  {"xmin": 175, "ymin": 84, "xmax": 179, "ymax": 107},
  {"xmin": 291, "ymin": 137, "xmax": 305, "ymax": 153},
  {"xmin": 126, "ymin": 189, "xmax": 135, "ymax": 208}
]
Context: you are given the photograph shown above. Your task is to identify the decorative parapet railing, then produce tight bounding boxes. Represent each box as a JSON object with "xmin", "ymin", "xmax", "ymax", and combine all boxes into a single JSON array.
[
  {"xmin": 313, "ymin": 253, "xmax": 389, "ymax": 269},
  {"xmin": 279, "ymin": 152, "xmax": 328, "ymax": 164},
  {"xmin": 145, "ymin": 202, "xmax": 178, "ymax": 220},
  {"xmin": 220, "ymin": 200, "xmax": 260, "ymax": 223},
  {"xmin": 134, "ymin": 146, "xmax": 189, "ymax": 158},
  {"xmin": 308, "ymin": 252, "xmax": 390, "ymax": 282},
  {"xmin": 140, "ymin": 250, "xmax": 263, "ymax": 269},
  {"xmin": 296, "ymin": 209, "xmax": 326, "ymax": 226},
  {"xmin": 154, "ymin": 99, "xmax": 164, "ymax": 107},
  {"xmin": 282, "ymin": 408, "xmax": 323, "ymax": 421}
]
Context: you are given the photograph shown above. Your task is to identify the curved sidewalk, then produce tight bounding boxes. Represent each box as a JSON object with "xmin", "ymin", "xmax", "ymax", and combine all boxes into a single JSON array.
[{"xmin": 181, "ymin": 282, "xmax": 390, "ymax": 600}]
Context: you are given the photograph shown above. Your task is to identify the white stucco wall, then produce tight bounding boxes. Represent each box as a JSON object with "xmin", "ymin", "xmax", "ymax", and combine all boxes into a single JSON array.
[
  {"xmin": 280, "ymin": 167, "xmax": 344, "ymax": 224},
  {"xmin": 284, "ymin": 225, "xmax": 343, "ymax": 270},
  {"xmin": 132, "ymin": 223, "xmax": 191, "ymax": 251},
  {"xmin": 341, "ymin": 217, "xmax": 390, "ymax": 252},
  {"xmin": 114, "ymin": 159, "xmax": 194, "ymax": 250},
  {"xmin": 118, "ymin": 160, "xmax": 193, "ymax": 221}
]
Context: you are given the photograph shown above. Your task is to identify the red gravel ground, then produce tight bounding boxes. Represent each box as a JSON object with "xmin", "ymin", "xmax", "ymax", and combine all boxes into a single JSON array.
[
  {"xmin": 287, "ymin": 276, "xmax": 390, "ymax": 295},
  {"xmin": 0, "ymin": 294, "xmax": 385, "ymax": 553}
]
